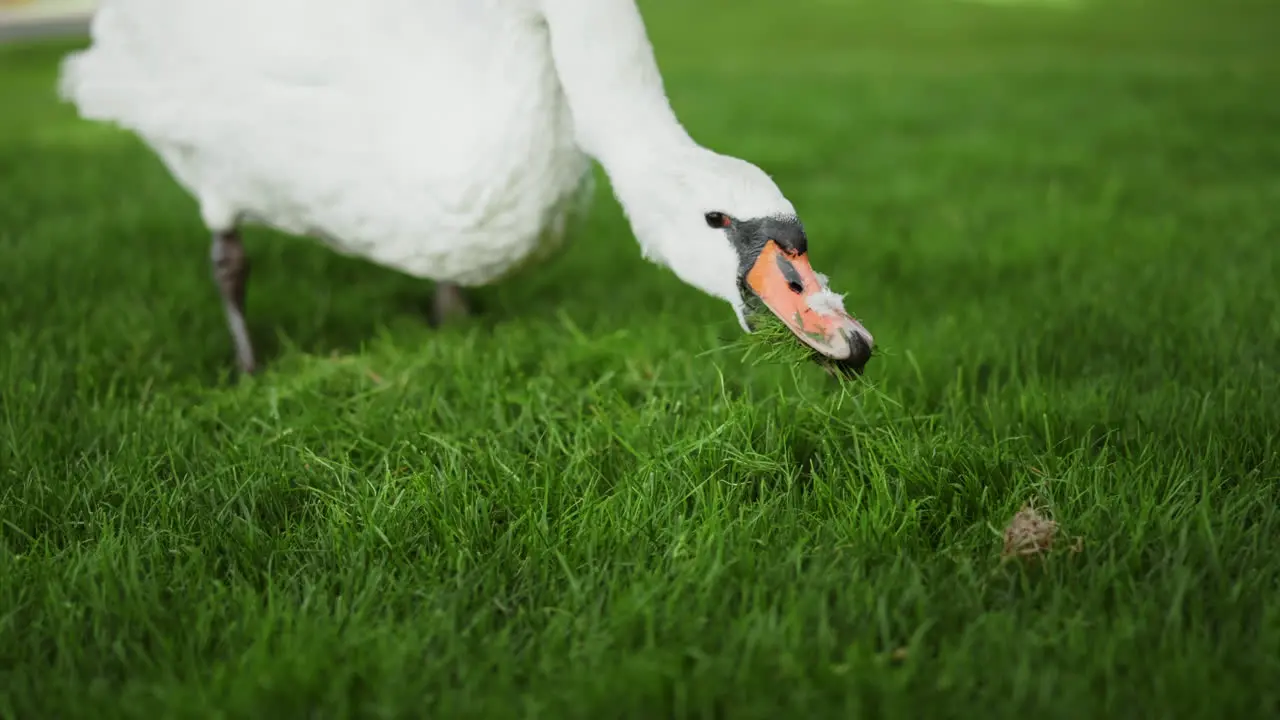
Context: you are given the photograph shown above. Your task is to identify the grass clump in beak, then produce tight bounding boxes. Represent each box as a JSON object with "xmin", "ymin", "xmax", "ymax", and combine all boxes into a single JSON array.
[{"xmin": 725, "ymin": 310, "xmax": 877, "ymax": 380}]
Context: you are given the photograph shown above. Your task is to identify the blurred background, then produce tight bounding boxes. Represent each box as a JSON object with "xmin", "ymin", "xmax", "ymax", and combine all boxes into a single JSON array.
[{"xmin": 0, "ymin": 0, "xmax": 93, "ymax": 41}]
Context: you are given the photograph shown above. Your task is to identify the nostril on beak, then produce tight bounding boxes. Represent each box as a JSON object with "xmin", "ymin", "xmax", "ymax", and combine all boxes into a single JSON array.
[{"xmin": 787, "ymin": 281, "xmax": 804, "ymax": 295}]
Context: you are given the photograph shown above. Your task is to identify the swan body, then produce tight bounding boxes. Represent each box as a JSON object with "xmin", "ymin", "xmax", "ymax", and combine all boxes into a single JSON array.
[
  {"xmin": 61, "ymin": 0, "xmax": 592, "ymax": 285},
  {"xmin": 58, "ymin": 0, "xmax": 874, "ymax": 374}
]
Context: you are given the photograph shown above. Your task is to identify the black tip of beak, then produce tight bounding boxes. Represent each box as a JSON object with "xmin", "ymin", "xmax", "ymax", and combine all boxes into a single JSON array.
[
  {"xmin": 821, "ymin": 330, "xmax": 873, "ymax": 377},
  {"xmin": 846, "ymin": 330, "xmax": 873, "ymax": 368}
]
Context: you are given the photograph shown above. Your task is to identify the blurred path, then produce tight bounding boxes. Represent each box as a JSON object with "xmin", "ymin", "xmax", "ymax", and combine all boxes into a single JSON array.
[{"xmin": 0, "ymin": 0, "xmax": 93, "ymax": 43}]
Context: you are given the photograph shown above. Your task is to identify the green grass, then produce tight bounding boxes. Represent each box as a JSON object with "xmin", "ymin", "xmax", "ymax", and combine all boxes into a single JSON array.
[{"xmin": 3, "ymin": 0, "xmax": 1280, "ymax": 716}]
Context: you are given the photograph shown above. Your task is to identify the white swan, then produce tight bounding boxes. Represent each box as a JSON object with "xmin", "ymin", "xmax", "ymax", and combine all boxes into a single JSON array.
[{"xmin": 57, "ymin": 0, "xmax": 874, "ymax": 374}]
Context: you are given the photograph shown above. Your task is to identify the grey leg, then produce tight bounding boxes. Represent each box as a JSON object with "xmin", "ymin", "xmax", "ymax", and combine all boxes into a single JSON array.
[
  {"xmin": 210, "ymin": 230, "xmax": 256, "ymax": 374},
  {"xmin": 431, "ymin": 281, "xmax": 471, "ymax": 326}
]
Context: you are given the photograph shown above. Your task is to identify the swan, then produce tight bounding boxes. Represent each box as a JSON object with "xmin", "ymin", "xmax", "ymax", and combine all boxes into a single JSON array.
[{"xmin": 57, "ymin": 0, "xmax": 874, "ymax": 375}]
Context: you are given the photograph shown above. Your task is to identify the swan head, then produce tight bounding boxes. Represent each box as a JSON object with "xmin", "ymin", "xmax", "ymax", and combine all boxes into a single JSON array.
[{"xmin": 613, "ymin": 147, "xmax": 875, "ymax": 372}]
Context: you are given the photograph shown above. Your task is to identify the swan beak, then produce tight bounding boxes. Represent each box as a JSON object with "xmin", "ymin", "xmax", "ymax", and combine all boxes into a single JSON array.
[{"xmin": 744, "ymin": 240, "xmax": 874, "ymax": 371}]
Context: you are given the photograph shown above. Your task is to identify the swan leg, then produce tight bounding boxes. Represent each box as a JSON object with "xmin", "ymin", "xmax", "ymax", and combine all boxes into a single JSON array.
[
  {"xmin": 431, "ymin": 282, "xmax": 471, "ymax": 326},
  {"xmin": 210, "ymin": 230, "xmax": 256, "ymax": 374}
]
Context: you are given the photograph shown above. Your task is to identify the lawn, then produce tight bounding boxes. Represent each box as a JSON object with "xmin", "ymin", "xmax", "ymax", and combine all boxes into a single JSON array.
[{"xmin": 3, "ymin": 0, "xmax": 1280, "ymax": 717}]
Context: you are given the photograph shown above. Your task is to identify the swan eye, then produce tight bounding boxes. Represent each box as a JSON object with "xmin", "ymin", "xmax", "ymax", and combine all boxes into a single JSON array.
[{"xmin": 704, "ymin": 212, "xmax": 730, "ymax": 229}]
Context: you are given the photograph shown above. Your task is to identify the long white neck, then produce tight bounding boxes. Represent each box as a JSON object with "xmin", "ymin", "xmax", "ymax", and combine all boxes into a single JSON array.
[
  {"xmin": 536, "ymin": 0, "xmax": 746, "ymax": 309},
  {"xmin": 537, "ymin": 0, "xmax": 697, "ymax": 170}
]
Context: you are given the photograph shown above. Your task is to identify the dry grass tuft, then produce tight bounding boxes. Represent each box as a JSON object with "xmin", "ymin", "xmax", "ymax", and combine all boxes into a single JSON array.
[{"xmin": 1001, "ymin": 501, "xmax": 1059, "ymax": 560}]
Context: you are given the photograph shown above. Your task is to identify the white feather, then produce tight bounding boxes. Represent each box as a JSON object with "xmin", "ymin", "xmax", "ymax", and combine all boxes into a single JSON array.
[{"xmin": 805, "ymin": 289, "xmax": 848, "ymax": 315}]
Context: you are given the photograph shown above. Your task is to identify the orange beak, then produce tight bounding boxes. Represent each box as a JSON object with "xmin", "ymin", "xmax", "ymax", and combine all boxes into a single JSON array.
[{"xmin": 744, "ymin": 240, "xmax": 874, "ymax": 370}]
